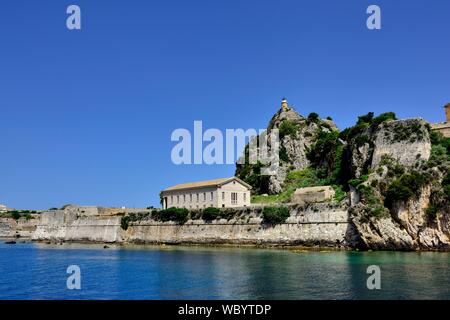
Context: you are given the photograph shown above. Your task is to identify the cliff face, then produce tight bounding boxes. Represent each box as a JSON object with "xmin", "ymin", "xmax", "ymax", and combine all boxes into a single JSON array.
[
  {"xmin": 236, "ymin": 103, "xmax": 450, "ymax": 251},
  {"xmin": 345, "ymin": 117, "xmax": 450, "ymax": 250}
]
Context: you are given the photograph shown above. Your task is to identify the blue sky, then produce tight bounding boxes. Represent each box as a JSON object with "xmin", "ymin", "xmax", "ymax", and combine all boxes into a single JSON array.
[{"xmin": 1, "ymin": 0, "xmax": 449, "ymax": 210}]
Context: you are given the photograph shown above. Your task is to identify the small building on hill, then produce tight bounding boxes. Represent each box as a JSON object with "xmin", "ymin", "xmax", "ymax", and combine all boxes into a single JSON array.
[
  {"xmin": 161, "ymin": 177, "xmax": 252, "ymax": 209},
  {"xmin": 0, "ymin": 204, "xmax": 7, "ymax": 213},
  {"xmin": 431, "ymin": 103, "xmax": 450, "ymax": 138}
]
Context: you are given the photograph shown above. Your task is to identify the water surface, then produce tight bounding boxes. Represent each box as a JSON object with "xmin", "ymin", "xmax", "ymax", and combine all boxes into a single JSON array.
[{"xmin": 0, "ymin": 242, "xmax": 449, "ymax": 299}]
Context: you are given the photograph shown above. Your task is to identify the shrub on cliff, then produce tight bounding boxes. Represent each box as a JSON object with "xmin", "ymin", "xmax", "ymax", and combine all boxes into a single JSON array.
[
  {"xmin": 279, "ymin": 120, "xmax": 299, "ymax": 139},
  {"xmin": 202, "ymin": 207, "xmax": 220, "ymax": 221},
  {"xmin": 120, "ymin": 216, "xmax": 130, "ymax": 230},
  {"xmin": 262, "ymin": 206, "xmax": 290, "ymax": 224},
  {"xmin": 307, "ymin": 112, "xmax": 319, "ymax": 123},
  {"xmin": 10, "ymin": 211, "xmax": 21, "ymax": 220},
  {"xmin": 154, "ymin": 207, "xmax": 189, "ymax": 224},
  {"xmin": 385, "ymin": 171, "xmax": 429, "ymax": 207}
]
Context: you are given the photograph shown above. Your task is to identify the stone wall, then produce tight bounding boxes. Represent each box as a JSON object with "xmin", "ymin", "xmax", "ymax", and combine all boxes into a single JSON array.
[
  {"xmin": 32, "ymin": 209, "xmax": 124, "ymax": 243},
  {"xmin": 125, "ymin": 206, "xmax": 353, "ymax": 246},
  {"xmin": 0, "ymin": 216, "xmax": 38, "ymax": 238},
  {"xmin": 431, "ymin": 122, "xmax": 450, "ymax": 138},
  {"xmin": 22, "ymin": 204, "xmax": 356, "ymax": 247}
]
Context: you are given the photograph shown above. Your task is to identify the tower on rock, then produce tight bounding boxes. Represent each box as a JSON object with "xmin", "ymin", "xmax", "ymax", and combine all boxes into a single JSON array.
[{"xmin": 281, "ymin": 97, "xmax": 288, "ymax": 111}]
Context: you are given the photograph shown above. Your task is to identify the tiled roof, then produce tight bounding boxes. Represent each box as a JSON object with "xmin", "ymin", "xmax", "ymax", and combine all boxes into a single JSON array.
[{"xmin": 162, "ymin": 177, "xmax": 251, "ymax": 192}]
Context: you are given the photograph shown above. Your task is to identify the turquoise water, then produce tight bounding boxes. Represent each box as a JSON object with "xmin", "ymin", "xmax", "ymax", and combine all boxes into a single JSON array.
[{"xmin": 0, "ymin": 242, "xmax": 449, "ymax": 299}]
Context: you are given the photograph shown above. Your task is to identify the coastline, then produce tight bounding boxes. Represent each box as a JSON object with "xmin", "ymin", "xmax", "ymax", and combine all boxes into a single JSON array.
[{"xmin": 3, "ymin": 236, "xmax": 450, "ymax": 252}]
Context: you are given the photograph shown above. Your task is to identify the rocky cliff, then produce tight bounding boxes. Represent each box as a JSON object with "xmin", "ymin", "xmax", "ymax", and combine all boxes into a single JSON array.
[
  {"xmin": 344, "ymin": 116, "xmax": 450, "ymax": 250},
  {"xmin": 236, "ymin": 100, "xmax": 338, "ymax": 194},
  {"xmin": 236, "ymin": 103, "xmax": 450, "ymax": 250}
]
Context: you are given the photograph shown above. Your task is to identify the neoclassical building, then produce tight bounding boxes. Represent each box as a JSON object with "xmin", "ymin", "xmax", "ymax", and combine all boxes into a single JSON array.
[{"xmin": 161, "ymin": 177, "xmax": 252, "ymax": 209}]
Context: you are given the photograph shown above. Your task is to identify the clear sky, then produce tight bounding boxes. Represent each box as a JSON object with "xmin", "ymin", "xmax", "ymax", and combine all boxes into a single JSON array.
[{"xmin": 1, "ymin": 0, "xmax": 449, "ymax": 210}]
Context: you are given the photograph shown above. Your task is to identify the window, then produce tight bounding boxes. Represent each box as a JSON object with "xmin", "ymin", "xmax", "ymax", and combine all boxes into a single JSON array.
[
  {"xmin": 231, "ymin": 192, "xmax": 237, "ymax": 204},
  {"xmin": 196, "ymin": 194, "xmax": 199, "ymax": 202},
  {"xmin": 177, "ymin": 195, "xmax": 179, "ymax": 204},
  {"xmin": 170, "ymin": 196, "xmax": 173, "ymax": 204},
  {"xmin": 244, "ymin": 193, "xmax": 247, "ymax": 202},
  {"xmin": 222, "ymin": 192, "xmax": 225, "ymax": 200},
  {"xmin": 203, "ymin": 193, "xmax": 206, "ymax": 201},
  {"xmin": 190, "ymin": 194, "xmax": 192, "ymax": 202},
  {"xmin": 210, "ymin": 192, "xmax": 213, "ymax": 201},
  {"xmin": 183, "ymin": 195, "xmax": 186, "ymax": 203}
]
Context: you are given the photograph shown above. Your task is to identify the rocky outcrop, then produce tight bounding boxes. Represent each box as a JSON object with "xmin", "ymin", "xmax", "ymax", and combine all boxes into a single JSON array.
[
  {"xmin": 371, "ymin": 119, "xmax": 431, "ymax": 169},
  {"xmin": 346, "ymin": 117, "xmax": 450, "ymax": 250},
  {"xmin": 236, "ymin": 100, "xmax": 337, "ymax": 194}
]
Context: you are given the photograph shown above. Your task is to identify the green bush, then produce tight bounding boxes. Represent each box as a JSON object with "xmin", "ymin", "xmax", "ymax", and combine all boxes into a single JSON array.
[
  {"xmin": 10, "ymin": 211, "xmax": 21, "ymax": 220},
  {"xmin": 279, "ymin": 146, "xmax": 289, "ymax": 162},
  {"xmin": 372, "ymin": 112, "xmax": 397, "ymax": 126},
  {"xmin": 307, "ymin": 112, "xmax": 319, "ymax": 123},
  {"xmin": 155, "ymin": 207, "xmax": 189, "ymax": 224},
  {"xmin": 279, "ymin": 120, "xmax": 299, "ymax": 139},
  {"xmin": 357, "ymin": 112, "xmax": 374, "ymax": 125},
  {"xmin": 120, "ymin": 216, "xmax": 130, "ymax": 230},
  {"xmin": 202, "ymin": 207, "xmax": 220, "ymax": 221},
  {"xmin": 348, "ymin": 175, "xmax": 369, "ymax": 188},
  {"xmin": 426, "ymin": 205, "xmax": 438, "ymax": 219},
  {"xmin": 357, "ymin": 185, "xmax": 389, "ymax": 219},
  {"xmin": 385, "ymin": 171, "xmax": 429, "ymax": 206},
  {"xmin": 262, "ymin": 206, "xmax": 290, "ymax": 224},
  {"xmin": 332, "ymin": 185, "xmax": 347, "ymax": 202}
]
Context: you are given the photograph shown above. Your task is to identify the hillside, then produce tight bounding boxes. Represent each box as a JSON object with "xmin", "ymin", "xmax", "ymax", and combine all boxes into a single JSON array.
[{"xmin": 236, "ymin": 101, "xmax": 450, "ymax": 250}]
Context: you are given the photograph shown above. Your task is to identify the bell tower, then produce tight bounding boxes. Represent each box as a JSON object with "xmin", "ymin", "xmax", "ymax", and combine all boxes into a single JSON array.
[
  {"xmin": 281, "ymin": 97, "xmax": 288, "ymax": 111},
  {"xmin": 445, "ymin": 103, "xmax": 450, "ymax": 123}
]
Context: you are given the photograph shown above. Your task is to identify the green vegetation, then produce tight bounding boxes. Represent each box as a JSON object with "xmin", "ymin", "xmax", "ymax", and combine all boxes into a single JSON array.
[
  {"xmin": 348, "ymin": 175, "xmax": 369, "ymax": 188},
  {"xmin": 120, "ymin": 216, "xmax": 131, "ymax": 230},
  {"xmin": 357, "ymin": 184, "xmax": 389, "ymax": 219},
  {"xmin": 279, "ymin": 146, "xmax": 289, "ymax": 162},
  {"xmin": 202, "ymin": 207, "xmax": 221, "ymax": 221},
  {"xmin": 307, "ymin": 112, "xmax": 319, "ymax": 123},
  {"xmin": 385, "ymin": 171, "xmax": 430, "ymax": 207},
  {"xmin": 251, "ymin": 168, "xmax": 346, "ymax": 204},
  {"xmin": 11, "ymin": 211, "xmax": 21, "ymax": 220},
  {"xmin": 262, "ymin": 206, "xmax": 290, "ymax": 224},
  {"xmin": 279, "ymin": 120, "xmax": 300, "ymax": 139},
  {"xmin": 339, "ymin": 111, "xmax": 397, "ymax": 143},
  {"xmin": 307, "ymin": 130, "xmax": 340, "ymax": 173},
  {"xmin": 332, "ymin": 185, "xmax": 347, "ymax": 202},
  {"xmin": 236, "ymin": 160, "xmax": 271, "ymax": 194},
  {"xmin": 391, "ymin": 121, "xmax": 425, "ymax": 143},
  {"xmin": 0, "ymin": 210, "xmax": 36, "ymax": 220},
  {"xmin": 153, "ymin": 207, "xmax": 189, "ymax": 224},
  {"xmin": 425, "ymin": 204, "xmax": 438, "ymax": 219}
]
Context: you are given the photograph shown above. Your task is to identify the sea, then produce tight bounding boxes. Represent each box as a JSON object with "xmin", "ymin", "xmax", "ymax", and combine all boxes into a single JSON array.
[{"xmin": 0, "ymin": 241, "xmax": 449, "ymax": 300}]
